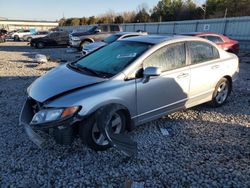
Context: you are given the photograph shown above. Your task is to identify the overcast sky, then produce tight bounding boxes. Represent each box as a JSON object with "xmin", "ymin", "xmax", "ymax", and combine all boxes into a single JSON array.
[{"xmin": 0, "ymin": 0, "xmax": 205, "ymax": 21}]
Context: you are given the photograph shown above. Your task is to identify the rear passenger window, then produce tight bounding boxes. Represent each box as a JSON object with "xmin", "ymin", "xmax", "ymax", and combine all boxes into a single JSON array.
[
  {"xmin": 110, "ymin": 25, "xmax": 120, "ymax": 31},
  {"xmin": 143, "ymin": 43, "xmax": 186, "ymax": 72},
  {"xmin": 206, "ymin": 35, "xmax": 223, "ymax": 43},
  {"xmin": 189, "ymin": 42, "xmax": 219, "ymax": 64}
]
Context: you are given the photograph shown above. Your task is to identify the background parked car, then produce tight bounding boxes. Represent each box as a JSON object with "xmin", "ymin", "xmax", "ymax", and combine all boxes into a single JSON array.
[
  {"xmin": 23, "ymin": 31, "xmax": 49, "ymax": 42},
  {"xmin": 30, "ymin": 31, "xmax": 69, "ymax": 48},
  {"xmin": 0, "ymin": 29, "xmax": 7, "ymax": 43},
  {"xmin": 181, "ymin": 32, "xmax": 239, "ymax": 55},
  {"xmin": 11, "ymin": 29, "xmax": 36, "ymax": 41},
  {"xmin": 69, "ymin": 24, "xmax": 123, "ymax": 49},
  {"xmin": 82, "ymin": 31, "xmax": 148, "ymax": 55}
]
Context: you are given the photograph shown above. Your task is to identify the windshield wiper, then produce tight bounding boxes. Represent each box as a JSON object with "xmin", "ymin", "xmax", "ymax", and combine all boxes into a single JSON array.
[
  {"xmin": 69, "ymin": 62, "xmax": 114, "ymax": 78},
  {"xmin": 69, "ymin": 63, "xmax": 103, "ymax": 77},
  {"xmin": 79, "ymin": 66, "xmax": 101, "ymax": 77}
]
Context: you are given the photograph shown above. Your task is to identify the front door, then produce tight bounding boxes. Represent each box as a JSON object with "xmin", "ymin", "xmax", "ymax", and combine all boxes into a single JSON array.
[{"xmin": 136, "ymin": 42, "xmax": 190, "ymax": 124}]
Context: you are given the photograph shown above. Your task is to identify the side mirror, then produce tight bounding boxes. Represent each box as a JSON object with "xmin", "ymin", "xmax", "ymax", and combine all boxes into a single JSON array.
[
  {"xmin": 95, "ymin": 29, "xmax": 101, "ymax": 33},
  {"xmin": 142, "ymin": 67, "xmax": 161, "ymax": 83}
]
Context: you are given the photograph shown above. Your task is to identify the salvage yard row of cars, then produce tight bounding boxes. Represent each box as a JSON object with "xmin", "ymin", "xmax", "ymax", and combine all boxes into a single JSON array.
[
  {"xmin": 1, "ymin": 24, "xmax": 239, "ymax": 56},
  {"xmin": 19, "ymin": 28, "xmax": 240, "ymax": 155}
]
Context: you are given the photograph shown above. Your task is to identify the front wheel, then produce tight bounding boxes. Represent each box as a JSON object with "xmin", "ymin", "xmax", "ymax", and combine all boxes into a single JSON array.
[
  {"xmin": 79, "ymin": 109, "xmax": 126, "ymax": 151},
  {"xmin": 210, "ymin": 78, "xmax": 231, "ymax": 107}
]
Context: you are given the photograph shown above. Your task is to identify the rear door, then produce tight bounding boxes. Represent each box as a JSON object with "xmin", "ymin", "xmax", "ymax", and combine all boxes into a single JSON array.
[
  {"xmin": 47, "ymin": 33, "xmax": 58, "ymax": 46},
  {"xmin": 136, "ymin": 42, "xmax": 190, "ymax": 123},
  {"xmin": 58, "ymin": 32, "xmax": 69, "ymax": 45},
  {"xmin": 186, "ymin": 41, "xmax": 221, "ymax": 107}
]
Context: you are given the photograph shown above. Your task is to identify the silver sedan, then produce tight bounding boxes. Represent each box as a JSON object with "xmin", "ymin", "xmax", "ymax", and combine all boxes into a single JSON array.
[{"xmin": 20, "ymin": 35, "xmax": 239, "ymax": 152}]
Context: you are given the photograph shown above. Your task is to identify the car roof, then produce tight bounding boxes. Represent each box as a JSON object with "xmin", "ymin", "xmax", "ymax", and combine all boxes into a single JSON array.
[
  {"xmin": 115, "ymin": 32, "xmax": 146, "ymax": 36},
  {"xmin": 180, "ymin": 32, "xmax": 220, "ymax": 36},
  {"xmin": 121, "ymin": 35, "xmax": 191, "ymax": 44}
]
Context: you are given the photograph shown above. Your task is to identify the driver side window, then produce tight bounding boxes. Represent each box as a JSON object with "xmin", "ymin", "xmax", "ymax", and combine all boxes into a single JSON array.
[{"xmin": 143, "ymin": 43, "xmax": 186, "ymax": 72}]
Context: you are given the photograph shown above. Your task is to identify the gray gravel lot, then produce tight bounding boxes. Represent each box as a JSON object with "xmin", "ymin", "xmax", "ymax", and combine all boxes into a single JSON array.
[{"xmin": 0, "ymin": 42, "xmax": 249, "ymax": 187}]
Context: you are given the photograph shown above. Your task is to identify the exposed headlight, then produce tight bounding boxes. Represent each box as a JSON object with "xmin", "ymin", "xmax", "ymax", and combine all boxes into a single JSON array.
[
  {"xmin": 71, "ymin": 37, "xmax": 80, "ymax": 41},
  {"xmin": 31, "ymin": 106, "xmax": 79, "ymax": 125}
]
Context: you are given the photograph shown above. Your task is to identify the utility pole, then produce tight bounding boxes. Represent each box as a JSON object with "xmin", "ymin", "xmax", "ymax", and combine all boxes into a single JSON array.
[
  {"xmin": 224, "ymin": 8, "xmax": 228, "ymax": 18},
  {"xmin": 200, "ymin": 4, "xmax": 206, "ymax": 19}
]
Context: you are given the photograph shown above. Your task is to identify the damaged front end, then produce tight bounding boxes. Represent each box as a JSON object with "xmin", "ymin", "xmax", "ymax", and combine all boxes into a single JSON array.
[{"xmin": 19, "ymin": 97, "xmax": 82, "ymax": 147}]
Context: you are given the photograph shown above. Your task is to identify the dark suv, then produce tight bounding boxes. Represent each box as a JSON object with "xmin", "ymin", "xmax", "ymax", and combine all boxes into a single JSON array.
[
  {"xmin": 69, "ymin": 24, "xmax": 122, "ymax": 49},
  {"xmin": 30, "ymin": 31, "xmax": 69, "ymax": 48}
]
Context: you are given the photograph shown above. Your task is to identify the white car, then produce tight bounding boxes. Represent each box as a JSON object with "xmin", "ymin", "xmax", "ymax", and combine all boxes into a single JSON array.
[
  {"xmin": 82, "ymin": 32, "xmax": 148, "ymax": 55},
  {"xmin": 11, "ymin": 29, "xmax": 36, "ymax": 41},
  {"xmin": 23, "ymin": 31, "xmax": 49, "ymax": 42}
]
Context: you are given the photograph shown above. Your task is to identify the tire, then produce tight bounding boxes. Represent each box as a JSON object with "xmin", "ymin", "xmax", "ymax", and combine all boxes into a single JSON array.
[
  {"xmin": 14, "ymin": 35, "xmax": 19, "ymax": 41},
  {"xmin": 36, "ymin": 42, "xmax": 45, "ymax": 48},
  {"xmin": 79, "ymin": 108, "xmax": 126, "ymax": 151},
  {"xmin": 27, "ymin": 37, "xmax": 32, "ymax": 42},
  {"xmin": 210, "ymin": 78, "xmax": 231, "ymax": 107}
]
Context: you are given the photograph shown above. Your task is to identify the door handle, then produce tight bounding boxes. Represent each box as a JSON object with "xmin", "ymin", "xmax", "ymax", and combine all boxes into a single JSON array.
[
  {"xmin": 211, "ymin": 65, "xmax": 220, "ymax": 69},
  {"xmin": 177, "ymin": 73, "xmax": 189, "ymax": 79}
]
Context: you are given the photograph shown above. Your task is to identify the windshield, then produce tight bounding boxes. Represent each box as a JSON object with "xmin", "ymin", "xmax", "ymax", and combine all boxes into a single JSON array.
[
  {"xmin": 75, "ymin": 41, "xmax": 152, "ymax": 76},
  {"xmin": 103, "ymin": 34, "xmax": 120, "ymax": 44}
]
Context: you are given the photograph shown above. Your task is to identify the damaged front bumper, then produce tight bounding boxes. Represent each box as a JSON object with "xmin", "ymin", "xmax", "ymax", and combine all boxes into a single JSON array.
[
  {"xmin": 19, "ymin": 98, "xmax": 45, "ymax": 148},
  {"xmin": 19, "ymin": 98, "xmax": 81, "ymax": 147}
]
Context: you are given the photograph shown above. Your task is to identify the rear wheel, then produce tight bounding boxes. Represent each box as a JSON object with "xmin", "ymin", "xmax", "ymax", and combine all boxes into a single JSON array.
[
  {"xmin": 79, "ymin": 109, "xmax": 126, "ymax": 151},
  {"xmin": 210, "ymin": 78, "xmax": 231, "ymax": 107}
]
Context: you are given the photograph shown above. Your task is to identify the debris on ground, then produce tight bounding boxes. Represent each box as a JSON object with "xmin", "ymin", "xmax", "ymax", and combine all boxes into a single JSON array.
[{"xmin": 34, "ymin": 54, "xmax": 47, "ymax": 63}]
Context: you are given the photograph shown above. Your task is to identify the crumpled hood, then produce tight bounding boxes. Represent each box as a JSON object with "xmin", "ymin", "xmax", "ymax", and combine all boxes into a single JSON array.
[
  {"xmin": 28, "ymin": 64, "xmax": 106, "ymax": 102},
  {"xmin": 83, "ymin": 41, "xmax": 107, "ymax": 51}
]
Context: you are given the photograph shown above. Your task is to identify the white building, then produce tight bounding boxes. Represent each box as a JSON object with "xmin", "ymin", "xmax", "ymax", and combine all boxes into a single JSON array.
[{"xmin": 0, "ymin": 18, "xmax": 58, "ymax": 31}]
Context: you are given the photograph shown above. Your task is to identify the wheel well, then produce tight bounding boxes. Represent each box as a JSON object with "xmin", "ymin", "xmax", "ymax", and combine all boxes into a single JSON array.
[
  {"xmin": 223, "ymin": 75, "xmax": 233, "ymax": 95},
  {"xmin": 224, "ymin": 75, "xmax": 232, "ymax": 89},
  {"xmin": 91, "ymin": 103, "xmax": 135, "ymax": 132},
  {"xmin": 81, "ymin": 38, "xmax": 94, "ymax": 43},
  {"xmin": 118, "ymin": 109, "xmax": 135, "ymax": 132}
]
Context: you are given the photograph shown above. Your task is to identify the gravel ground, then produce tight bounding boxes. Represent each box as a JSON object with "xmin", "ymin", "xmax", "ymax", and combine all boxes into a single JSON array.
[{"xmin": 0, "ymin": 42, "xmax": 249, "ymax": 188}]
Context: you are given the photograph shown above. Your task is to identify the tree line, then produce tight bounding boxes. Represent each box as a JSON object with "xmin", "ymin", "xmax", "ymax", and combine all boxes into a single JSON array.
[{"xmin": 59, "ymin": 0, "xmax": 250, "ymax": 26}]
